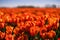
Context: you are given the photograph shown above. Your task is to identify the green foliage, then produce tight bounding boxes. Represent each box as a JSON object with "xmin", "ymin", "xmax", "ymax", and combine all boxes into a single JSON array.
[
  {"xmin": 45, "ymin": 19, "xmax": 49, "ymax": 25},
  {"xmin": 1, "ymin": 27, "xmax": 6, "ymax": 32}
]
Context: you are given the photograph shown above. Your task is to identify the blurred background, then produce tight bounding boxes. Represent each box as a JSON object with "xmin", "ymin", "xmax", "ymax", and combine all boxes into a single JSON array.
[{"xmin": 0, "ymin": 0, "xmax": 60, "ymax": 8}]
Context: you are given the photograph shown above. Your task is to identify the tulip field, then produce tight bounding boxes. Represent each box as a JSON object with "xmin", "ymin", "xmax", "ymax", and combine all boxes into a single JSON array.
[{"xmin": 0, "ymin": 8, "xmax": 60, "ymax": 40}]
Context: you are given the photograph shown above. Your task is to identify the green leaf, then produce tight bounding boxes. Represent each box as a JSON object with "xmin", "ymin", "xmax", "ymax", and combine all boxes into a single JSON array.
[
  {"xmin": 29, "ymin": 36, "xmax": 34, "ymax": 40},
  {"xmin": 1, "ymin": 27, "xmax": 6, "ymax": 32},
  {"xmin": 54, "ymin": 30, "xmax": 59, "ymax": 40},
  {"xmin": 44, "ymin": 19, "xmax": 49, "ymax": 25},
  {"xmin": 40, "ymin": 38, "xmax": 43, "ymax": 40}
]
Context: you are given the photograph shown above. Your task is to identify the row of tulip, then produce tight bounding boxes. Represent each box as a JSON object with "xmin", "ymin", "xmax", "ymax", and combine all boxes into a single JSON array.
[{"xmin": 0, "ymin": 8, "xmax": 60, "ymax": 40}]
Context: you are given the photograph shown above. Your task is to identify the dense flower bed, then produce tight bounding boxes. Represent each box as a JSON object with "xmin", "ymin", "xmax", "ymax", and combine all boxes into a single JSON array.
[{"xmin": 0, "ymin": 8, "xmax": 60, "ymax": 40}]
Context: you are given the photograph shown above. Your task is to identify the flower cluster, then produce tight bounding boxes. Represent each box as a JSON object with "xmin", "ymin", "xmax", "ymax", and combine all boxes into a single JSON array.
[{"xmin": 0, "ymin": 8, "xmax": 60, "ymax": 40}]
